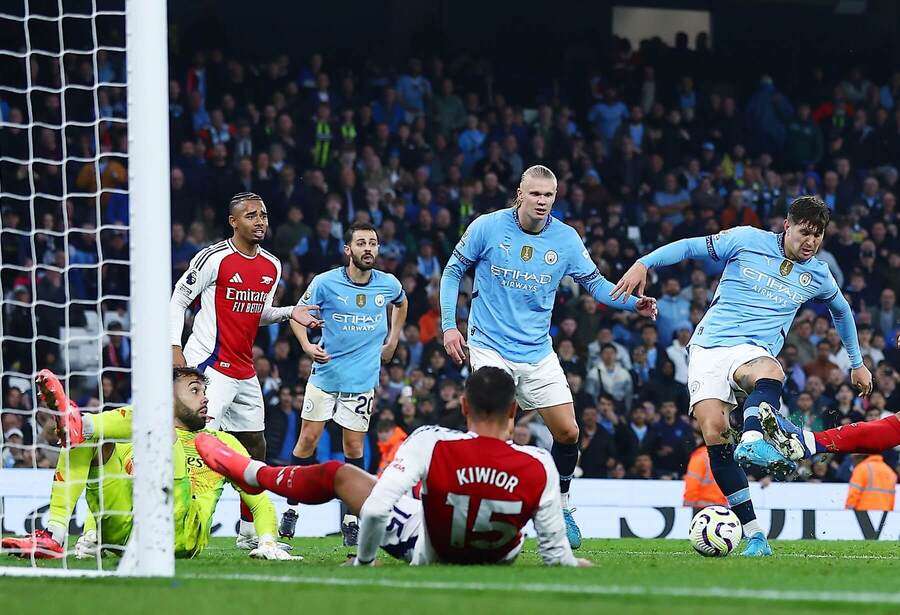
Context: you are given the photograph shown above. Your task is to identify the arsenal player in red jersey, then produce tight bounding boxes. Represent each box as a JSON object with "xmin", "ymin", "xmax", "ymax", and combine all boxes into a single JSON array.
[
  {"xmin": 195, "ymin": 366, "xmax": 591, "ymax": 566},
  {"xmin": 169, "ymin": 192, "xmax": 322, "ymax": 547}
]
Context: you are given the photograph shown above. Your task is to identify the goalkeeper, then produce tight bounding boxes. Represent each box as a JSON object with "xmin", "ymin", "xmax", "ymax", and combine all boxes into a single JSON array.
[{"xmin": 1, "ymin": 368, "xmax": 295, "ymax": 561}]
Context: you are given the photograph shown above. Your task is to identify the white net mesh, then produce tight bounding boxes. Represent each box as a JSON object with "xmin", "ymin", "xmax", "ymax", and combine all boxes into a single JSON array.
[{"xmin": 0, "ymin": 0, "xmax": 140, "ymax": 573}]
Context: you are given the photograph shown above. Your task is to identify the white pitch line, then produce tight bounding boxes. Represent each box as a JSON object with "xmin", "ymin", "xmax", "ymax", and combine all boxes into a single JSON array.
[
  {"xmin": 594, "ymin": 550, "xmax": 900, "ymax": 560},
  {"xmin": 184, "ymin": 573, "xmax": 900, "ymax": 605}
]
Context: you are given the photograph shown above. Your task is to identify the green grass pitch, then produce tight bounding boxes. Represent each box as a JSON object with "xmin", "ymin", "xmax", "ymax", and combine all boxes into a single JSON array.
[{"xmin": 2, "ymin": 538, "xmax": 899, "ymax": 614}]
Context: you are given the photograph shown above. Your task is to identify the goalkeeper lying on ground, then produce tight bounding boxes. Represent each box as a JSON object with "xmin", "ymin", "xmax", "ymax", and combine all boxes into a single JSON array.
[{"xmin": 1, "ymin": 368, "xmax": 296, "ymax": 561}]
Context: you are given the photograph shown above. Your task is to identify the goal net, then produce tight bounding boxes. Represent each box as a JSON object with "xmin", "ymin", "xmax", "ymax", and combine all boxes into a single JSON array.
[{"xmin": 0, "ymin": 0, "xmax": 173, "ymax": 576}]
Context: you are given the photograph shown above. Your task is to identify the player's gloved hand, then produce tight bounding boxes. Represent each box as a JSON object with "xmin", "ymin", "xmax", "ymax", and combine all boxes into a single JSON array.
[
  {"xmin": 443, "ymin": 328, "xmax": 467, "ymax": 365},
  {"xmin": 851, "ymin": 365, "xmax": 873, "ymax": 397},
  {"xmin": 291, "ymin": 304, "xmax": 324, "ymax": 329},
  {"xmin": 610, "ymin": 261, "xmax": 648, "ymax": 302},
  {"xmin": 249, "ymin": 536, "xmax": 303, "ymax": 561},
  {"xmin": 74, "ymin": 529, "xmax": 99, "ymax": 560},
  {"xmin": 635, "ymin": 296, "xmax": 658, "ymax": 321},
  {"xmin": 575, "ymin": 558, "xmax": 593, "ymax": 567}
]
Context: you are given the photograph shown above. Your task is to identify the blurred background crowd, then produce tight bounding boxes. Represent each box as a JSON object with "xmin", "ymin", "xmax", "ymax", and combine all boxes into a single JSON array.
[{"xmin": 2, "ymin": 1, "xmax": 899, "ymax": 487}]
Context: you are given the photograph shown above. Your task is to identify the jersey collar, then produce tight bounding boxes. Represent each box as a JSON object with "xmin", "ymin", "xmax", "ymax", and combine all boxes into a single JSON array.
[
  {"xmin": 512, "ymin": 207, "xmax": 552, "ymax": 236},
  {"xmin": 227, "ymin": 238, "xmax": 260, "ymax": 259},
  {"xmin": 342, "ymin": 266, "xmax": 373, "ymax": 286}
]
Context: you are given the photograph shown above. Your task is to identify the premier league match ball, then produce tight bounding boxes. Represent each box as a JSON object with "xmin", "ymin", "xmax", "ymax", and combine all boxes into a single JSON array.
[{"xmin": 689, "ymin": 506, "xmax": 741, "ymax": 557}]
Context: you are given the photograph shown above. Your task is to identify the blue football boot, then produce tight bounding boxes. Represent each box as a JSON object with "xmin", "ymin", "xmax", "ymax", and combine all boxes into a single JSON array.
[
  {"xmin": 740, "ymin": 531, "xmax": 773, "ymax": 557},
  {"xmin": 563, "ymin": 507, "xmax": 582, "ymax": 550},
  {"xmin": 734, "ymin": 436, "xmax": 796, "ymax": 479}
]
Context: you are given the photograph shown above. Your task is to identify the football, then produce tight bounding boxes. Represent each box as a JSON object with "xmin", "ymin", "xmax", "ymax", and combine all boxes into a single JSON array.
[{"xmin": 689, "ymin": 506, "xmax": 742, "ymax": 557}]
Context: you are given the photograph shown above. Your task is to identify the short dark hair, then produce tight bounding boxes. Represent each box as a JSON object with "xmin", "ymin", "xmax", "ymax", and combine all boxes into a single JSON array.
[
  {"xmin": 173, "ymin": 366, "xmax": 208, "ymax": 384},
  {"xmin": 229, "ymin": 191, "xmax": 264, "ymax": 215},
  {"xmin": 464, "ymin": 366, "xmax": 515, "ymax": 419},
  {"xmin": 788, "ymin": 195, "xmax": 830, "ymax": 234},
  {"xmin": 344, "ymin": 221, "xmax": 378, "ymax": 245}
]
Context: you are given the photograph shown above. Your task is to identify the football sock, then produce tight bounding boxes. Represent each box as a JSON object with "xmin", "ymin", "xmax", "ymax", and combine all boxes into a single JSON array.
[
  {"xmin": 341, "ymin": 457, "xmax": 365, "ymax": 520},
  {"xmin": 286, "ymin": 454, "xmax": 318, "ymax": 505},
  {"xmin": 47, "ymin": 445, "xmax": 95, "ymax": 543},
  {"xmin": 741, "ymin": 378, "xmax": 782, "ymax": 441},
  {"xmin": 814, "ymin": 415, "xmax": 900, "ymax": 454},
  {"xmin": 256, "ymin": 460, "xmax": 344, "ymax": 505},
  {"xmin": 551, "ymin": 441, "xmax": 578, "ymax": 506},
  {"xmin": 708, "ymin": 443, "xmax": 759, "ymax": 535}
]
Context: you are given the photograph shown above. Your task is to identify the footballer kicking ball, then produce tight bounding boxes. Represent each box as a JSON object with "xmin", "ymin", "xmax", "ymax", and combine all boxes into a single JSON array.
[{"xmin": 689, "ymin": 506, "xmax": 741, "ymax": 557}]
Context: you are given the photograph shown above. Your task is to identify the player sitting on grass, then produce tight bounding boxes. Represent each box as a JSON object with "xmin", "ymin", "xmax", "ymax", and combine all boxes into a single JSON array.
[
  {"xmin": 1, "ymin": 368, "xmax": 296, "ymax": 561},
  {"xmin": 195, "ymin": 366, "xmax": 591, "ymax": 567}
]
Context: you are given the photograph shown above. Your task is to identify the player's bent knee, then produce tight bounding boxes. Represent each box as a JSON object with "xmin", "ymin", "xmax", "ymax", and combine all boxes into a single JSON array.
[{"xmin": 553, "ymin": 425, "xmax": 580, "ymax": 444}]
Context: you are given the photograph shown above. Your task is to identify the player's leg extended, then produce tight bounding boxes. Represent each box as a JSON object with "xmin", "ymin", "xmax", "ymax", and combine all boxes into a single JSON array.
[
  {"xmin": 731, "ymin": 355, "xmax": 795, "ymax": 476},
  {"xmin": 762, "ymin": 406, "xmax": 900, "ymax": 460},
  {"xmin": 1, "ymin": 441, "xmax": 109, "ymax": 558},
  {"xmin": 539, "ymin": 403, "xmax": 582, "ymax": 549},
  {"xmin": 694, "ymin": 400, "xmax": 770, "ymax": 556},
  {"xmin": 195, "ymin": 433, "xmax": 375, "ymax": 511}
]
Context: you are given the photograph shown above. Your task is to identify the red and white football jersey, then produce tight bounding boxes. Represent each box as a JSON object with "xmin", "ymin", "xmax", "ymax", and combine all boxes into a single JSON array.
[
  {"xmin": 357, "ymin": 426, "xmax": 576, "ymax": 566},
  {"xmin": 170, "ymin": 239, "xmax": 288, "ymax": 379}
]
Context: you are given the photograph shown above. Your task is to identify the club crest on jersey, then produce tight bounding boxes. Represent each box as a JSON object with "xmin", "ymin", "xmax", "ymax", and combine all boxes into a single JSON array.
[
  {"xmin": 520, "ymin": 245, "xmax": 534, "ymax": 262},
  {"xmin": 779, "ymin": 260, "xmax": 793, "ymax": 276},
  {"xmin": 799, "ymin": 272, "xmax": 812, "ymax": 287},
  {"xmin": 375, "ymin": 294, "xmax": 385, "ymax": 307},
  {"xmin": 544, "ymin": 250, "xmax": 558, "ymax": 265},
  {"xmin": 261, "ymin": 275, "xmax": 273, "ymax": 285},
  {"xmin": 356, "ymin": 293, "xmax": 367, "ymax": 308}
]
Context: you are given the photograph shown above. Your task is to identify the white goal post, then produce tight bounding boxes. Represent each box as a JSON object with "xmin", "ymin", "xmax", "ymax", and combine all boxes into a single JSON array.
[{"xmin": 0, "ymin": 0, "xmax": 172, "ymax": 577}]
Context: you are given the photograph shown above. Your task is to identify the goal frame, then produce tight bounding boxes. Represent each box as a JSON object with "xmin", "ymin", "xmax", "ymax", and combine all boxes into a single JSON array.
[{"xmin": 0, "ymin": 0, "xmax": 173, "ymax": 578}]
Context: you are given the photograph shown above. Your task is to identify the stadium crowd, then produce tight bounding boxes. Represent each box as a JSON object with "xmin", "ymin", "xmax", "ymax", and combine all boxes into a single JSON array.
[{"xmin": 2, "ymin": 32, "xmax": 900, "ymax": 487}]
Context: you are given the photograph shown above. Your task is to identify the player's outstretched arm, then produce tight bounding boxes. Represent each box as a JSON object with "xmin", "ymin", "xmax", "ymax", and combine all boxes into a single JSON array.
[
  {"xmin": 824, "ymin": 290, "xmax": 872, "ymax": 397},
  {"xmin": 610, "ymin": 236, "xmax": 712, "ymax": 301},
  {"xmin": 531, "ymin": 458, "xmax": 582, "ymax": 567}
]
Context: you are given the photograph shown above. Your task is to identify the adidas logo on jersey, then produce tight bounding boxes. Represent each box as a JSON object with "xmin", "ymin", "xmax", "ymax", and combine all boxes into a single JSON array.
[{"xmin": 229, "ymin": 273, "xmax": 244, "ymax": 284}]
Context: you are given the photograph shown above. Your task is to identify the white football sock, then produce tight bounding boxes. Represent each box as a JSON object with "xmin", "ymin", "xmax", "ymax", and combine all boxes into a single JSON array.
[
  {"xmin": 742, "ymin": 519, "xmax": 763, "ymax": 538},
  {"xmin": 740, "ymin": 431, "xmax": 763, "ymax": 443},
  {"xmin": 560, "ymin": 492, "xmax": 570, "ymax": 509}
]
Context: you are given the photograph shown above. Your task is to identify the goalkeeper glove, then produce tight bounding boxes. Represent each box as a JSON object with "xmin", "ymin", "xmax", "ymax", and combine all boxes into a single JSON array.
[
  {"xmin": 75, "ymin": 529, "xmax": 99, "ymax": 560},
  {"xmin": 249, "ymin": 535, "xmax": 303, "ymax": 561}
]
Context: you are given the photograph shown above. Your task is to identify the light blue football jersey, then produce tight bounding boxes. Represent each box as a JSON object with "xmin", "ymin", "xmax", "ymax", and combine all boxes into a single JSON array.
[
  {"xmin": 441, "ymin": 208, "xmax": 636, "ymax": 364},
  {"xmin": 639, "ymin": 226, "xmax": 861, "ymax": 365},
  {"xmin": 299, "ymin": 267, "xmax": 405, "ymax": 393}
]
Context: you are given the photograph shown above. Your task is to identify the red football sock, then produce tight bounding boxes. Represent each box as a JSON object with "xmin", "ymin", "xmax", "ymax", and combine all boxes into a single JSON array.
[
  {"xmin": 256, "ymin": 460, "xmax": 343, "ymax": 504},
  {"xmin": 814, "ymin": 415, "xmax": 900, "ymax": 454},
  {"xmin": 239, "ymin": 500, "xmax": 253, "ymax": 522}
]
